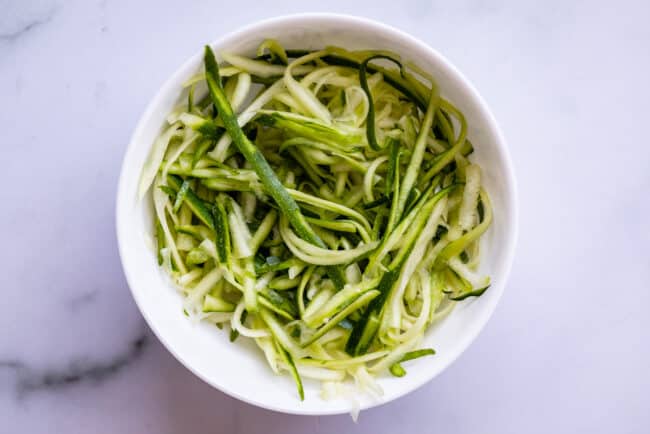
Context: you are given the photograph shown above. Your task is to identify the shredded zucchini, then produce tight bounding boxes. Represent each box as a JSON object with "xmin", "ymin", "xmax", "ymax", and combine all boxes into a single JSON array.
[{"xmin": 139, "ymin": 41, "xmax": 493, "ymax": 403}]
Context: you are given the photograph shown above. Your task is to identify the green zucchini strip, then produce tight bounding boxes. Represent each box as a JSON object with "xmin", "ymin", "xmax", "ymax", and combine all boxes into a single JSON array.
[{"xmin": 359, "ymin": 55, "xmax": 403, "ymax": 151}]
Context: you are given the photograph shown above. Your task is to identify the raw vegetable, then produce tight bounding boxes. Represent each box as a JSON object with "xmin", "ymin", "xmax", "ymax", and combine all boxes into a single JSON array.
[{"xmin": 139, "ymin": 40, "xmax": 493, "ymax": 403}]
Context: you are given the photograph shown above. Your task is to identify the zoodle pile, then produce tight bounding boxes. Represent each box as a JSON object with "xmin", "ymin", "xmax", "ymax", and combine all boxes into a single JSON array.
[{"xmin": 139, "ymin": 40, "xmax": 492, "ymax": 401}]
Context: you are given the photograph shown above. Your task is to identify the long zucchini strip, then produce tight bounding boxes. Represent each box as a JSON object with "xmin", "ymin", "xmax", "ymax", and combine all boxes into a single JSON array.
[
  {"xmin": 395, "ymin": 87, "xmax": 438, "ymax": 223},
  {"xmin": 276, "ymin": 340, "xmax": 305, "ymax": 401},
  {"xmin": 301, "ymin": 290, "xmax": 380, "ymax": 348},
  {"xmin": 257, "ymin": 111, "xmax": 362, "ymax": 149},
  {"xmin": 167, "ymin": 175, "xmax": 214, "ymax": 229},
  {"xmin": 279, "ymin": 217, "xmax": 378, "ymax": 266},
  {"xmin": 359, "ymin": 55, "xmax": 403, "ymax": 151},
  {"xmin": 286, "ymin": 188, "xmax": 372, "ymax": 234},
  {"xmin": 437, "ymin": 189, "xmax": 492, "ymax": 266},
  {"xmin": 421, "ymin": 99, "xmax": 467, "ymax": 184}
]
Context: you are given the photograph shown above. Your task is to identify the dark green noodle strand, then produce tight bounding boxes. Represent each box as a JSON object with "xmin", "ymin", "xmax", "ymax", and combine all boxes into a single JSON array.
[{"xmin": 359, "ymin": 55, "xmax": 404, "ymax": 150}]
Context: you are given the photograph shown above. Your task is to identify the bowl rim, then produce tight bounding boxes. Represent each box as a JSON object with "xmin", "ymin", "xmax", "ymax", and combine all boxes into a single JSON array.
[{"xmin": 116, "ymin": 12, "xmax": 518, "ymax": 416}]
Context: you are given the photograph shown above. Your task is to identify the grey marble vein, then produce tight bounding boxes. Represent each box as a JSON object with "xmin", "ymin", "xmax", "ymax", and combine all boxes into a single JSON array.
[
  {"xmin": 0, "ymin": 4, "xmax": 58, "ymax": 42},
  {"xmin": 64, "ymin": 290, "xmax": 99, "ymax": 311},
  {"xmin": 0, "ymin": 333, "xmax": 148, "ymax": 397},
  {"xmin": 0, "ymin": 360, "xmax": 24, "ymax": 370}
]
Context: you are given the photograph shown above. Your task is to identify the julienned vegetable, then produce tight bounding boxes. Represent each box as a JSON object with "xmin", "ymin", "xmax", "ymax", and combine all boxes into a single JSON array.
[{"xmin": 139, "ymin": 40, "xmax": 493, "ymax": 403}]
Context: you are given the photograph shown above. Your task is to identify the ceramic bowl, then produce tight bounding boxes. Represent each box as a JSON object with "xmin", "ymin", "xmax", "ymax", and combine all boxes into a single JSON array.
[{"xmin": 116, "ymin": 13, "xmax": 518, "ymax": 415}]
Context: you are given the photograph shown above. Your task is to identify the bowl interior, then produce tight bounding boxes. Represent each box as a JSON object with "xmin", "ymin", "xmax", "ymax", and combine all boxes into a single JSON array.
[{"xmin": 116, "ymin": 14, "xmax": 517, "ymax": 415}]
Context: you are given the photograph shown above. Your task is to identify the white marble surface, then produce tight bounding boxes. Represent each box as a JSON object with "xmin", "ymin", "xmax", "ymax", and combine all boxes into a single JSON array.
[{"xmin": 1, "ymin": 0, "xmax": 649, "ymax": 432}]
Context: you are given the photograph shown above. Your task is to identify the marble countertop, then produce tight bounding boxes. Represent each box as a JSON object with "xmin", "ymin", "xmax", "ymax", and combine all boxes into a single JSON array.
[{"xmin": 1, "ymin": 0, "xmax": 648, "ymax": 432}]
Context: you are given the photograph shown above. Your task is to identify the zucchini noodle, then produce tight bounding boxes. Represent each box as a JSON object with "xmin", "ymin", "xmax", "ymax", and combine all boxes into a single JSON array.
[{"xmin": 139, "ymin": 40, "xmax": 493, "ymax": 404}]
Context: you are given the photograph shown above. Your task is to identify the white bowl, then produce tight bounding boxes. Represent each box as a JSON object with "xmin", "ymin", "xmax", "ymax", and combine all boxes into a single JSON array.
[{"xmin": 116, "ymin": 13, "xmax": 518, "ymax": 416}]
